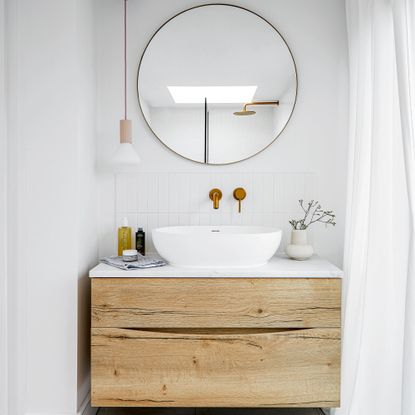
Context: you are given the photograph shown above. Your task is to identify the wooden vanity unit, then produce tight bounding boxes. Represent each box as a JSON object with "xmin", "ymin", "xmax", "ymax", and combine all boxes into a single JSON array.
[{"xmin": 90, "ymin": 256, "xmax": 342, "ymax": 408}]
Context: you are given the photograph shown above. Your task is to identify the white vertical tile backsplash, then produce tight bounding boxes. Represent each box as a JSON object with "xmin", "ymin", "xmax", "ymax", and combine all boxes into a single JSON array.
[{"xmin": 116, "ymin": 172, "xmax": 315, "ymax": 253}]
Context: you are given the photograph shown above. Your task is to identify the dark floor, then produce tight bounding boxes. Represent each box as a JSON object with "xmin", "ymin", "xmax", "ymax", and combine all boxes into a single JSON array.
[{"xmin": 98, "ymin": 408, "xmax": 325, "ymax": 415}]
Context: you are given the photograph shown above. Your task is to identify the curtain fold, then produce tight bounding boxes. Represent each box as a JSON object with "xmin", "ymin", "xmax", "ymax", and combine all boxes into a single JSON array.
[
  {"xmin": 338, "ymin": 0, "xmax": 414, "ymax": 414},
  {"xmin": 393, "ymin": 1, "xmax": 415, "ymax": 414}
]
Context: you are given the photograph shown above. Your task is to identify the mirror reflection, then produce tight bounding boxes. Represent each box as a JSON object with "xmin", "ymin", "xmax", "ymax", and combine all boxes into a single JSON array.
[{"xmin": 137, "ymin": 4, "xmax": 297, "ymax": 164}]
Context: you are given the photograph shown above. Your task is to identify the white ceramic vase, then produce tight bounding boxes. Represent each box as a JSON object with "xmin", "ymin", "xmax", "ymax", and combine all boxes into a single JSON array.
[{"xmin": 285, "ymin": 229, "xmax": 313, "ymax": 260}]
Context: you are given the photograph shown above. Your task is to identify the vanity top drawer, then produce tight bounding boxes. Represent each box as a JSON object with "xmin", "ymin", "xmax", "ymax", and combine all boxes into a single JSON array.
[{"xmin": 91, "ymin": 278, "xmax": 341, "ymax": 329}]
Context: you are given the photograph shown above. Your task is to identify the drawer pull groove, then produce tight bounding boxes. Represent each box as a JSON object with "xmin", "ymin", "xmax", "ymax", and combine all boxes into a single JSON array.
[{"xmin": 127, "ymin": 328, "xmax": 303, "ymax": 335}]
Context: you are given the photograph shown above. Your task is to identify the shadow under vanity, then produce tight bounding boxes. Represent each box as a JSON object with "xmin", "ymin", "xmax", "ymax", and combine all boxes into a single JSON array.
[{"xmin": 89, "ymin": 256, "xmax": 342, "ymax": 408}]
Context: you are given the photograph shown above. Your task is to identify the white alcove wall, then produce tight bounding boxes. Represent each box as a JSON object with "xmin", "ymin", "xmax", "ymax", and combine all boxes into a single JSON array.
[
  {"xmin": 4, "ymin": 0, "xmax": 98, "ymax": 414},
  {"xmin": 97, "ymin": 0, "xmax": 349, "ymax": 267},
  {"xmin": 1, "ymin": 1, "xmax": 348, "ymax": 414}
]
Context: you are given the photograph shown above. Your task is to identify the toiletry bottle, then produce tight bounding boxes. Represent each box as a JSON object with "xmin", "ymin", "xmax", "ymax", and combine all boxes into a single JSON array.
[
  {"xmin": 135, "ymin": 227, "xmax": 145, "ymax": 256},
  {"xmin": 118, "ymin": 217, "xmax": 132, "ymax": 256}
]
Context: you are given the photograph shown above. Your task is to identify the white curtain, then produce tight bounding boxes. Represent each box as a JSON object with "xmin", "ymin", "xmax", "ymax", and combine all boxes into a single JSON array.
[
  {"xmin": 393, "ymin": 1, "xmax": 415, "ymax": 411},
  {"xmin": 337, "ymin": 0, "xmax": 415, "ymax": 414}
]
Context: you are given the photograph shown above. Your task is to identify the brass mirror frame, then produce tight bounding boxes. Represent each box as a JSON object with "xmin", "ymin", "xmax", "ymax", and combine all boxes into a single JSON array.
[{"xmin": 136, "ymin": 3, "xmax": 298, "ymax": 165}]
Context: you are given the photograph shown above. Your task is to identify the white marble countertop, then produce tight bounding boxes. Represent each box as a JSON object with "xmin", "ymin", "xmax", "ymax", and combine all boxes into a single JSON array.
[{"xmin": 89, "ymin": 254, "xmax": 343, "ymax": 279}]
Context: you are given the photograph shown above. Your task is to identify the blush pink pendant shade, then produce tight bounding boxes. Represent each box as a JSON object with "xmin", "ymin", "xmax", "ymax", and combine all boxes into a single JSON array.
[
  {"xmin": 112, "ymin": 119, "xmax": 141, "ymax": 167},
  {"xmin": 111, "ymin": 0, "xmax": 140, "ymax": 170}
]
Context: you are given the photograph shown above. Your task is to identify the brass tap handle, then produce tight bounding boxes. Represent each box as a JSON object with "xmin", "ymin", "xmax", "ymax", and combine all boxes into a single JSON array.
[
  {"xmin": 233, "ymin": 187, "xmax": 247, "ymax": 213},
  {"xmin": 209, "ymin": 188, "xmax": 222, "ymax": 209}
]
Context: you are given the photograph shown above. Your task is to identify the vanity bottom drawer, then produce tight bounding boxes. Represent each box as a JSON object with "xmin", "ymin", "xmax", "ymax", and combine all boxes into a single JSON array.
[{"xmin": 91, "ymin": 328, "xmax": 340, "ymax": 408}]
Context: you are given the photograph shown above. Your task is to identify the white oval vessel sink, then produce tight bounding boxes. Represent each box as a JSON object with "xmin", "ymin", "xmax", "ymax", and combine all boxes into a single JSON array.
[{"xmin": 152, "ymin": 226, "xmax": 282, "ymax": 268}]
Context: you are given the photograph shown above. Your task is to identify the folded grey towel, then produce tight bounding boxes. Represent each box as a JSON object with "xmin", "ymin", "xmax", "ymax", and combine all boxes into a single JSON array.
[{"xmin": 100, "ymin": 253, "xmax": 167, "ymax": 270}]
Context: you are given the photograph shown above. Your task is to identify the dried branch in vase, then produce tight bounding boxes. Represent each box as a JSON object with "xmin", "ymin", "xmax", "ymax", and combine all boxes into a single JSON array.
[{"xmin": 289, "ymin": 199, "xmax": 336, "ymax": 230}]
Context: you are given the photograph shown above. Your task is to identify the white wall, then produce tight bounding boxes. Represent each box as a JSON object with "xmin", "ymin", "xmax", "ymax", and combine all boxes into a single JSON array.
[
  {"xmin": 0, "ymin": 0, "xmax": 8, "ymax": 413},
  {"xmin": 4, "ymin": 0, "xmax": 98, "ymax": 414},
  {"xmin": 115, "ymin": 171, "xmax": 317, "ymax": 255},
  {"xmin": 76, "ymin": 0, "xmax": 98, "ymax": 411},
  {"xmin": 97, "ymin": 0, "xmax": 348, "ymax": 266},
  {"xmin": 2, "ymin": 1, "xmax": 348, "ymax": 413}
]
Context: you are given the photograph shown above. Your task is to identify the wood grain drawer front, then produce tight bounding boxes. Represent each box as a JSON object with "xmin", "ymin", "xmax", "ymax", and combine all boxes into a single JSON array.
[
  {"xmin": 91, "ymin": 278, "xmax": 341, "ymax": 329},
  {"xmin": 91, "ymin": 328, "xmax": 340, "ymax": 408}
]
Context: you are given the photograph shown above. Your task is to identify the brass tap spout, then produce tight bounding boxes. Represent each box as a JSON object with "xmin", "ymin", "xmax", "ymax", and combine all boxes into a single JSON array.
[
  {"xmin": 209, "ymin": 188, "xmax": 222, "ymax": 209},
  {"xmin": 233, "ymin": 187, "xmax": 247, "ymax": 213}
]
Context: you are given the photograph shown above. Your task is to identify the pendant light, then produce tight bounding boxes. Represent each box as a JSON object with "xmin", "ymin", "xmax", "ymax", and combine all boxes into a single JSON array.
[{"xmin": 112, "ymin": 0, "xmax": 140, "ymax": 169}]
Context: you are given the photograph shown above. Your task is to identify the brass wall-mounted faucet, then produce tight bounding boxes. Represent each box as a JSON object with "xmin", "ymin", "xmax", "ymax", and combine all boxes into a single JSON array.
[
  {"xmin": 233, "ymin": 187, "xmax": 247, "ymax": 213},
  {"xmin": 209, "ymin": 188, "xmax": 222, "ymax": 209}
]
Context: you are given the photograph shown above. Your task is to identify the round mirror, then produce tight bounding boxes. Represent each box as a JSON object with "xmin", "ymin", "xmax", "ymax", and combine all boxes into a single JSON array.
[{"xmin": 137, "ymin": 4, "xmax": 297, "ymax": 165}]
